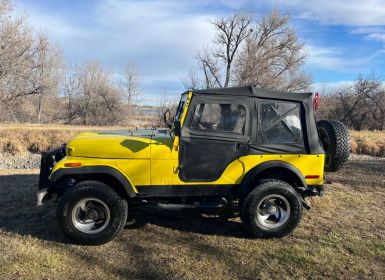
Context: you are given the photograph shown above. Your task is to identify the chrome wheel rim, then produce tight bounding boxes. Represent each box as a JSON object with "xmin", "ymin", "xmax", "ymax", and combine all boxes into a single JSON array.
[
  {"xmin": 256, "ymin": 194, "xmax": 290, "ymax": 228},
  {"xmin": 71, "ymin": 198, "xmax": 111, "ymax": 234}
]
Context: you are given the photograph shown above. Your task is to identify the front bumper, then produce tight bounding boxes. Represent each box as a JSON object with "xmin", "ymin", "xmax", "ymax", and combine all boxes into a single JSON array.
[{"xmin": 37, "ymin": 145, "xmax": 66, "ymax": 206}]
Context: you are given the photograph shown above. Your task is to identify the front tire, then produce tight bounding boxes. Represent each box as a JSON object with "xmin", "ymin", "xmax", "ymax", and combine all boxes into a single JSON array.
[
  {"xmin": 241, "ymin": 180, "xmax": 302, "ymax": 238},
  {"xmin": 57, "ymin": 180, "xmax": 127, "ymax": 245}
]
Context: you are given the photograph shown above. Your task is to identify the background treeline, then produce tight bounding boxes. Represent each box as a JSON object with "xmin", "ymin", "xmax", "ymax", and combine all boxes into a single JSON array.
[
  {"xmin": 0, "ymin": 0, "xmax": 383, "ymax": 130},
  {"xmin": 0, "ymin": 0, "xmax": 143, "ymax": 126},
  {"xmin": 317, "ymin": 76, "xmax": 385, "ymax": 130}
]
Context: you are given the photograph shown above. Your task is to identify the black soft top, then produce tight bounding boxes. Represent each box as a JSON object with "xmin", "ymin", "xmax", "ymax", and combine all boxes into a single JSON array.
[
  {"xmin": 186, "ymin": 85, "xmax": 323, "ymax": 155},
  {"xmin": 193, "ymin": 85, "xmax": 312, "ymax": 101}
]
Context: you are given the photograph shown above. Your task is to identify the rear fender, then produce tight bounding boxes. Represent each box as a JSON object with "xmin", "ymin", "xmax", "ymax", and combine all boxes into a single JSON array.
[{"xmin": 239, "ymin": 161, "xmax": 307, "ymax": 196}]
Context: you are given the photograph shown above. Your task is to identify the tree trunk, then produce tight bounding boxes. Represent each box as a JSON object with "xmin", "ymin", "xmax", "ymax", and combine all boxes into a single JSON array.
[
  {"xmin": 9, "ymin": 106, "xmax": 18, "ymax": 123},
  {"xmin": 37, "ymin": 95, "xmax": 44, "ymax": 123}
]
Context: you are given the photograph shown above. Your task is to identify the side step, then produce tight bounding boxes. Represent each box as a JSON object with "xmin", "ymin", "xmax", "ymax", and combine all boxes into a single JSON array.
[{"xmin": 144, "ymin": 198, "xmax": 227, "ymax": 210}]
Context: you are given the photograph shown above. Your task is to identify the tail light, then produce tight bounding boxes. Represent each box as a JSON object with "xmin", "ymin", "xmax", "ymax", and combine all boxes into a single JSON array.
[{"xmin": 313, "ymin": 92, "xmax": 320, "ymax": 111}]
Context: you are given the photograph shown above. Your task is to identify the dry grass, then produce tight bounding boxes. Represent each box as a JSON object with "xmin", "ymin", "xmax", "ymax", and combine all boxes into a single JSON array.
[
  {"xmin": 1, "ymin": 159, "xmax": 385, "ymax": 279},
  {"xmin": 350, "ymin": 130, "xmax": 385, "ymax": 157}
]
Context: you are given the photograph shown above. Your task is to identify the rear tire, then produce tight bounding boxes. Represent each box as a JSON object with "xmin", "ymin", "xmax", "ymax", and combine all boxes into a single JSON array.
[
  {"xmin": 57, "ymin": 180, "xmax": 127, "ymax": 245},
  {"xmin": 317, "ymin": 120, "xmax": 350, "ymax": 172},
  {"xmin": 241, "ymin": 180, "xmax": 302, "ymax": 238}
]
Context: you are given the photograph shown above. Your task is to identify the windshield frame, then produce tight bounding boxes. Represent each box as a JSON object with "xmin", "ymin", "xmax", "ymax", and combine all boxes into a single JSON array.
[{"xmin": 173, "ymin": 93, "xmax": 188, "ymax": 122}]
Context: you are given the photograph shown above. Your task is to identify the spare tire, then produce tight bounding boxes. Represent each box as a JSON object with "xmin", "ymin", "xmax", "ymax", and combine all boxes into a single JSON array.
[{"xmin": 317, "ymin": 120, "xmax": 350, "ymax": 172}]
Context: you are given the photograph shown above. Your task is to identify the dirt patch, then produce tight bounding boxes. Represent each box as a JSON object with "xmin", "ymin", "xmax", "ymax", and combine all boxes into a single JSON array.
[{"xmin": 0, "ymin": 160, "xmax": 384, "ymax": 279}]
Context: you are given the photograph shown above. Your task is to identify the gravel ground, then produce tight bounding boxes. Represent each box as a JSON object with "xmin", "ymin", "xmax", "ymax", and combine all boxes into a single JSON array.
[
  {"xmin": 0, "ymin": 152, "xmax": 383, "ymax": 170},
  {"xmin": 0, "ymin": 152, "xmax": 41, "ymax": 169},
  {"xmin": 349, "ymin": 153, "xmax": 385, "ymax": 161}
]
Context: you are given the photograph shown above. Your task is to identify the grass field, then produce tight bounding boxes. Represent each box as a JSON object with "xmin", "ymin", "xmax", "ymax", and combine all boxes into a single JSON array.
[
  {"xmin": 1, "ymin": 124, "xmax": 385, "ymax": 157},
  {"xmin": 1, "ymin": 158, "xmax": 384, "ymax": 279}
]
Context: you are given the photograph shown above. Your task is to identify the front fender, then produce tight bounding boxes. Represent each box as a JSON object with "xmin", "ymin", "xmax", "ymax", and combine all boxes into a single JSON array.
[{"xmin": 50, "ymin": 165, "xmax": 137, "ymax": 198}]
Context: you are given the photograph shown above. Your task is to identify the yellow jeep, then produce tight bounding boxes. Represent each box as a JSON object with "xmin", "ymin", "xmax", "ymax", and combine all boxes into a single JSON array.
[{"xmin": 38, "ymin": 86, "xmax": 350, "ymax": 244}]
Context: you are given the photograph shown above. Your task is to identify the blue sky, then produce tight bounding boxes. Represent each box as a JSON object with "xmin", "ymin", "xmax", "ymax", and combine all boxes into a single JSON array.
[{"xmin": 14, "ymin": 0, "xmax": 385, "ymax": 104}]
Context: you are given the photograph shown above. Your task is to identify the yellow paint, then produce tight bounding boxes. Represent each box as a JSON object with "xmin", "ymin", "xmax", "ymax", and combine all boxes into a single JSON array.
[
  {"xmin": 67, "ymin": 133, "xmax": 152, "ymax": 159},
  {"xmin": 149, "ymin": 151, "xmax": 324, "ymax": 186},
  {"xmin": 53, "ymin": 136, "xmax": 324, "ymax": 192}
]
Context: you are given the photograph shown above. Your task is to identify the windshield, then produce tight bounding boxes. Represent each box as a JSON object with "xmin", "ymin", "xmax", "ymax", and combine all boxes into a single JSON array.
[{"xmin": 174, "ymin": 93, "xmax": 188, "ymax": 122}]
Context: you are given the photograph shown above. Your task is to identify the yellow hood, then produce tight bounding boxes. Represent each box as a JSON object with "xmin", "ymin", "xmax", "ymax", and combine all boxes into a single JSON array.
[{"xmin": 67, "ymin": 129, "xmax": 169, "ymax": 159}]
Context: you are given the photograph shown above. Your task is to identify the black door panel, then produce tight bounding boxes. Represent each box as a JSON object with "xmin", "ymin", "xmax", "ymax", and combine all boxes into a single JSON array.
[
  {"xmin": 179, "ymin": 137, "xmax": 242, "ymax": 182},
  {"xmin": 178, "ymin": 96, "xmax": 252, "ymax": 182}
]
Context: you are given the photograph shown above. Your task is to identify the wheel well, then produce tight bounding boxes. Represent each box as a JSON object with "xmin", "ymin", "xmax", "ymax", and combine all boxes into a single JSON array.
[
  {"xmin": 55, "ymin": 173, "xmax": 130, "ymax": 200},
  {"xmin": 245, "ymin": 167, "xmax": 306, "ymax": 195}
]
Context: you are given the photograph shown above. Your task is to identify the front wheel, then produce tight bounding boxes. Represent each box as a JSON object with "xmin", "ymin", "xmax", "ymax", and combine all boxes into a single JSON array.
[
  {"xmin": 57, "ymin": 180, "xmax": 127, "ymax": 245},
  {"xmin": 241, "ymin": 180, "xmax": 302, "ymax": 238}
]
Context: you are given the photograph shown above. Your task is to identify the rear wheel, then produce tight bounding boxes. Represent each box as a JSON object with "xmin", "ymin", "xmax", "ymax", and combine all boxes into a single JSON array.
[
  {"xmin": 241, "ymin": 180, "xmax": 302, "ymax": 238},
  {"xmin": 57, "ymin": 180, "xmax": 127, "ymax": 245}
]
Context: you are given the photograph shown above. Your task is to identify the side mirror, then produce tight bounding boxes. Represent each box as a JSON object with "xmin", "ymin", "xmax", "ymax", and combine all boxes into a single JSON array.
[
  {"xmin": 163, "ymin": 109, "xmax": 172, "ymax": 128},
  {"xmin": 174, "ymin": 121, "xmax": 181, "ymax": 137}
]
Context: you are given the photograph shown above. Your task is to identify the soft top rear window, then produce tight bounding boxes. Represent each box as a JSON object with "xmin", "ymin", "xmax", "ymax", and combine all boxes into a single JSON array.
[{"xmin": 259, "ymin": 101, "xmax": 303, "ymax": 144}]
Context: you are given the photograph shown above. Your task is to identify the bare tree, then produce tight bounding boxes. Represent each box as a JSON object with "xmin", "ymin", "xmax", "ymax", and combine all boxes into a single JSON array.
[
  {"xmin": 0, "ymin": 0, "xmax": 63, "ymax": 123},
  {"xmin": 33, "ymin": 34, "xmax": 63, "ymax": 123},
  {"xmin": 235, "ymin": 11, "xmax": 311, "ymax": 91},
  {"xmin": 0, "ymin": 1, "xmax": 39, "ymax": 101},
  {"xmin": 193, "ymin": 14, "xmax": 251, "ymax": 88},
  {"xmin": 63, "ymin": 61, "xmax": 124, "ymax": 125},
  {"xmin": 318, "ymin": 74, "xmax": 385, "ymax": 130},
  {"xmin": 181, "ymin": 67, "xmax": 201, "ymax": 90},
  {"xmin": 62, "ymin": 66, "xmax": 81, "ymax": 124},
  {"xmin": 0, "ymin": 0, "xmax": 10, "ymax": 14},
  {"xmin": 121, "ymin": 62, "xmax": 140, "ymax": 105},
  {"xmin": 188, "ymin": 11, "xmax": 311, "ymax": 92}
]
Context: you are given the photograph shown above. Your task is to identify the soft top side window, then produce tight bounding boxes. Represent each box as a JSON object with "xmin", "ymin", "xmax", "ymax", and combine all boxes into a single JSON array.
[
  {"xmin": 259, "ymin": 101, "xmax": 303, "ymax": 144},
  {"xmin": 191, "ymin": 103, "xmax": 246, "ymax": 135}
]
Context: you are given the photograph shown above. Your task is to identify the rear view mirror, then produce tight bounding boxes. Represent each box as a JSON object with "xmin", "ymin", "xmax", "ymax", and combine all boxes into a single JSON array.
[{"xmin": 163, "ymin": 109, "xmax": 172, "ymax": 128}]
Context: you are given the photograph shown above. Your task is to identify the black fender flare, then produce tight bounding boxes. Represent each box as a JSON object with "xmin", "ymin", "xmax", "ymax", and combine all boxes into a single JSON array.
[
  {"xmin": 239, "ymin": 160, "xmax": 307, "ymax": 196},
  {"xmin": 50, "ymin": 166, "xmax": 137, "ymax": 198}
]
